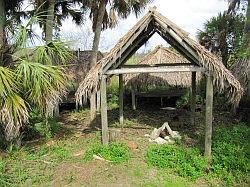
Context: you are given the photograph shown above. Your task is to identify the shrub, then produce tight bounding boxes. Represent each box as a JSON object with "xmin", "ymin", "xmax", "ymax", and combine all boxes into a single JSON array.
[
  {"xmin": 23, "ymin": 109, "xmax": 62, "ymax": 139},
  {"xmin": 84, "ymin": 143, "xmax": 130, "ymax": 163},
  {"xmin": 146, "ymin": 144, "xmax": 207, "ymax": 180}
]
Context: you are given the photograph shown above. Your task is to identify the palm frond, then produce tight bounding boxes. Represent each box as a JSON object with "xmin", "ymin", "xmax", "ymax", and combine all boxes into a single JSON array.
[
  {"xmin": 34, "ymin": 40, "xmax": 74, "ymax": 65},
  {"xmin": 0, "ymin": 67, "xmax": 28, "ymax": 141},
  {"xmin": 16, "ymin": 60, "xmax": 68, "ymax": 117}
]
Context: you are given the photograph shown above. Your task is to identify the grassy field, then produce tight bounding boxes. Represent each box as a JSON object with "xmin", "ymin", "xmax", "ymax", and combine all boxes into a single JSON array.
[{"xmin": 0, "ymin": 106, "xmax": 249, "ymax": 187}]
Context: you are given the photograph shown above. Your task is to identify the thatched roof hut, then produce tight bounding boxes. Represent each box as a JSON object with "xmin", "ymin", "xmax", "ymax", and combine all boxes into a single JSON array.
[
  {"xmin": 76, "ymin": 7, "xmax": 243, "ymax": 107},
  {"xmin": 75, "ymin": 7, "xmax": 244, "ymax": 154},
  {"xmin": 125, "ymin": 45, "xmax": 202, "ymax": 88},
  {"xmin": 66, "ymin": 50, "xmax": 103, "ymax": 85}
]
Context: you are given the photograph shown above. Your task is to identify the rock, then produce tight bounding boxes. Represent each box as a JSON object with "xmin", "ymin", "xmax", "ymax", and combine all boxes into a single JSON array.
[
  {"xmin": 172, "ymin": 131, "xmax": 181, "ymax": 140},
  {"xmin": 127, "ymin": 141, "xmax": 138, "ymax": 150},
  {"xmin": 164, "ymin": 136, "xmax": 170, "ymax": 140},
  {"xmin": 153, "ymin": 137, "xmax": 168, "ymax": 144}
]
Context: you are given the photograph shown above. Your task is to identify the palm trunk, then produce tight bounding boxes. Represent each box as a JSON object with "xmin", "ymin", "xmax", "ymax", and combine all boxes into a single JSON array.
[
  {"xmin": 90, "ymin": 0, "xmax": 107, "ymax": 120},
  {"xmin": 45, "ymin": 0, "xmax": 55, "ymax": 42},
  {"xmin": 0, "ymin": 0, "xmax": 6, "ymax": 47}
]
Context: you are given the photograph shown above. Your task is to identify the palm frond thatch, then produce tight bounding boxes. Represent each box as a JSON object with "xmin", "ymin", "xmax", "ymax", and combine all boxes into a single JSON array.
[
  {"xmin": 124, "ymin": 45, "xmax": 201, "ymax": 88},
  {"xmin": 76, "ymin": 8, "xmax": 244, "ymax": 107},
  {"xmin": 232, "ymin": 57, "xmax": 250, "ymax": 90}
]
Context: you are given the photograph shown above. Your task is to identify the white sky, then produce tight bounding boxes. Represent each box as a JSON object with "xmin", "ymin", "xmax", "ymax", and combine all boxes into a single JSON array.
[{"xmin": 60, "ymin": 0, "xmax": 229, "ymax": 53}]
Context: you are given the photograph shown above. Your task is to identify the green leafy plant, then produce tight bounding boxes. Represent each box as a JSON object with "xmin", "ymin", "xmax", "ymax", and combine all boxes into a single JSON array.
[
  {"xmin": 146, "ymin": 144, "xmax": 207, "ymax": 180},
  {"xmin": 212, "ymin": 123, "xmax": 250, "ymax": 184},
  {"xmin": 84, "ymin": 143, "xmax": 130, "ymax": 164},
  {"xmin": 108, "ymin": 94, "xmax": 119, "ymax": 109}
]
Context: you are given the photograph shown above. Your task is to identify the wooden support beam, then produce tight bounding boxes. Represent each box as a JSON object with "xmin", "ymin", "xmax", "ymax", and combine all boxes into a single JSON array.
[
  {"xmin": 154, "ymin": 17, "xmax": 200, "ymax": 64},
  {"xmin": 96, "ymin": 90, "xmax": 100, "ymax": 112},
  {"xmin": 191, "ymin": 72, "xmax": 196, "ymax": 126},
  {"xmin": 119, "ymin": 74, "xmax": 124, "ymax": 126},
  {"xmin": 122, "ymin": 63, "xmax": 193, "ymax": 68},
  {"xmin": 204, "ymin": 74, "xmax": 213, "ymax": 157},
  {"xmin": 105, "ymin": 65, "xmax": 205, "ymax": 75},
  {"xmin": 110, "ymin": 27, "xmax": 155, "ymax": 71},
  {"xmin": 101, "ymin": 75, "xmax": 109, "ymax": 145},
  {"xmin": 90, "ymin": 94, "xmax": 96, "ymax": 121},
  {"xmin": 115, "ymin": 29, "xmax": 155, "ymax": 68},
  {"xmin": 131, "ymin": 86, "xmax": 136, "ymax": 110},
  {"xmin": 102, "ymin": 17, "xmax": 153, "ymax": 73}
]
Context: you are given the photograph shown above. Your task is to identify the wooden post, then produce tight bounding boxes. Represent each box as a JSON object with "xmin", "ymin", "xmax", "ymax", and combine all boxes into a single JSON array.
[
  {"xmin": 101, "ymin": 75, "xmax": 109, "ymax": 145},
  {"xmin": 119, "ymin": 74, "xmax": 124, "ymax": 126},
  {"xmin": 204, "ymin": 74, "xmax": 213, "ymax": 157},
  {"xmin": 96, "ymin": 90, "xmax": 100, "ymax": 112},
  {"xmin": 131, "ymin": 86, "xmax": 136, "ymax": 110},
  {"xmin": 90, "ymin": 94, "xmax": 96, "ymax": 120},
  {"xmin": 191, "ymin": 72, "xmax": 196, "ymax": 126}
]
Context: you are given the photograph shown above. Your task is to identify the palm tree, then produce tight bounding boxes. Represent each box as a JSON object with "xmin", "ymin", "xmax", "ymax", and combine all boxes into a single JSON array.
[
  {"xmin": 197, "ymin": 12, "xmax": 245, "ymax": 67},
  {"xmin": 82, "ymin": 0, "xmax": 154, "ymax": 120},
  {"xmin": 227, "ymin": 0, "xmax": 250, "ymax": 99},
  {"xmin": 33, "ymin": 0, "xmax": 84, "ymax": 42},
  {"xmin": 0, "ymin": 11, "xmax": 73, "ymax": 146}
]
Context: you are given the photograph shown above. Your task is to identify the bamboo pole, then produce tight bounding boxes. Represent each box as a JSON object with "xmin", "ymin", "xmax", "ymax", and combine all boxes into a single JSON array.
[
  {"xmin": 101, "ymin": 75, "xmax": 109, "ymax": 145},
  {"xmin": 204, "ymin": 74, "xmax": 213, "ymax": 157},
  {"xmin": 191, "ymin": 72, "xmax": 196, "ymax": 126},
  {"xmin": 119, "ymin": 74, "xmax": 124, "ymax": 126}
]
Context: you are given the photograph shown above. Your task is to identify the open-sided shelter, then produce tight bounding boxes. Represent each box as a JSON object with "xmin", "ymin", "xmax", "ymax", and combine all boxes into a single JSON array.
[
  {"xmin": 76, "ymin": 7, "xmax": 243, "ymax": 157},
  {"xmin": 124, "ymin": 45, "xmax": 202, "ymax": 110}
]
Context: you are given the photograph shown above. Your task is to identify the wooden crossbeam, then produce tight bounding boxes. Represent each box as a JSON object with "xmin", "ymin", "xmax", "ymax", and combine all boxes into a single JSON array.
[
  {"xmin": 122, "ymin": 63, "xmax": 193, "ymax": 68},
  {"xmin": 102, "ymin": 16, "xmax": 153, "ymax": 73},
  {"xmin": 105, "ymin": 65, "xmax": 205, "ymax": 75}
]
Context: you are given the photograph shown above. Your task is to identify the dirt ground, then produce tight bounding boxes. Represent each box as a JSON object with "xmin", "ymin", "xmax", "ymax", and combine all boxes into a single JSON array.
[
  {"xmin": 2, "ymin": 103, "xmax": 246, "ymax": 187},
  {"xmin": 36, "ymin": 106, "xmax": 231, "ymax": 187}
]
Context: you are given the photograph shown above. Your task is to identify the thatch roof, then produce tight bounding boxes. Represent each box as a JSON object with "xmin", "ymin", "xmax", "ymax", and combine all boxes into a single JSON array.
[
  {"xmin": 125, "ymin": 45, "xmax": 201, "ymax": 88},
  {"xmin": 66, "ymin": 50, "xmax": 103, "ymax": 84},
  {"xmin": 76, "ymin": 7, "xmax": 244, "ymax": 107},
  {"xmin": 232, "ymin": 57, "xmax": 250, "ymax": 92}
]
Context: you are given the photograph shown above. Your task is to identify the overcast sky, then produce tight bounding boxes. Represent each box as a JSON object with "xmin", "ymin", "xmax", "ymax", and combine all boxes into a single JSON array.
[{"xmin": 59, "ymin": 0, "xmax": 229, "ymax": 53}]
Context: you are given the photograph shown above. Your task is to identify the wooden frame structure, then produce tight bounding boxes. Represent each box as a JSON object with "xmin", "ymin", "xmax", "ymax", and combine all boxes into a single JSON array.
[{"xmin": 76, "ymin": 7, "xmax": 243, "ymax": 157}]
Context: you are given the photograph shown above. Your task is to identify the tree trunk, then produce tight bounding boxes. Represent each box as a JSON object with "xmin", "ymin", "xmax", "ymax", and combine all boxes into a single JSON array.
[
  {"xmin": 45, "ymin": 0, "xmax": 55, "ymax": 42},
  {"xmin": 89, "ymin": 0, "xmax": 107, "ymax": 120},
  {"xmin": 0, "ymin": 0, "xmax": 6, "ymax": 47}
]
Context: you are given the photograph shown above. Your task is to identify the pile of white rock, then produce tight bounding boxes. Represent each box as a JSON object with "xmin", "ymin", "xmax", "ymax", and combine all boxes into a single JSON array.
[{"xmin": 145, "ymin": 122, "xmax": 181, "ymax": 144}]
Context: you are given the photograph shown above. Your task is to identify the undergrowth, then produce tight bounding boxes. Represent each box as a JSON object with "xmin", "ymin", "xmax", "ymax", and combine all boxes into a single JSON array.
[
  {"xmin": 211, "ymin": 123, "xmax": 250, "ymax": 184},
  {"xmin": 146, "ymin": 144, "xmax": 207, "ymax": 180},
  {"xmin": 84, "ymin": 143, "xmax": 130, "ymax": 163},
  {"xmin": 146, "ymin": 123, "xmax": 250, "ymax": 185}
]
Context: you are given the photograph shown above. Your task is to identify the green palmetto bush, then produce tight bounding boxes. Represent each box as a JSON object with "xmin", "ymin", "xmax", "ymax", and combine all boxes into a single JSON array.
[{"xmin": 0, "ymin": 12, "xmax": 73, "ymax": 145}]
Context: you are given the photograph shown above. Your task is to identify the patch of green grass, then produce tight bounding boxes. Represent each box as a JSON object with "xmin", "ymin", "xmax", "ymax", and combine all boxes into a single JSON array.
[
  {"xmin": 34, "ymin": 118, "xmax": 62, "ymax": 139},
  {"xmin": 51, "ymin": 146, "xmax": 71, "ymax": 160},
  {"xmin": 146, "ymin": 144, "xmax": 207, "ymax": 180},
  {"xmin": 211, "ymin": 123, "xmax": 250, "ymax": 184},
  {"xmin": 84, "ymin": 143, "xmax": 131, "ymax": 164}
]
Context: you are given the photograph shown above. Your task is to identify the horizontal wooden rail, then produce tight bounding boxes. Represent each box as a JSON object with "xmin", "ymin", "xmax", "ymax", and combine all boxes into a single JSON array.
[{"xmin": 105, "ymin": 65, "xmax": 205, "ymax": 75}]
